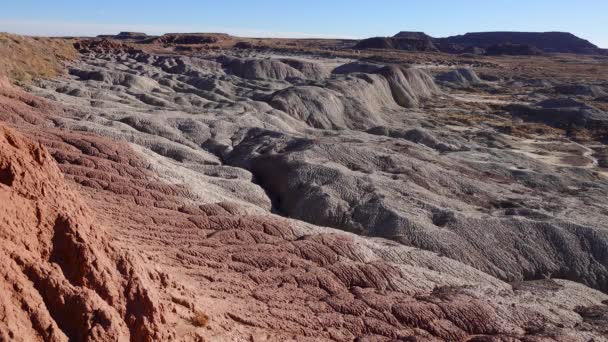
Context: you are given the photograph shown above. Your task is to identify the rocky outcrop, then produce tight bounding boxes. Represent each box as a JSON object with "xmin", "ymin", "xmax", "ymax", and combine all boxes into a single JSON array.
[
  {"xmin": 0, "ymin": 125, "xmax": 172, "ymax": 341},
  {"xmin": 508, "ymin": 98, "xmax": 608, "ymax": 131},
  {"xmin": 436, "ymin": 68, "xmax": 484, "ymax": 87}
]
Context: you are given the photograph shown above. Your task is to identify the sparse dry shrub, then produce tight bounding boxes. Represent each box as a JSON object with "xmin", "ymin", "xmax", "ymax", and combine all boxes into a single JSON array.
[{"xmin": 191, "ymin": 311, "xmax": 209, "ymax": 327}]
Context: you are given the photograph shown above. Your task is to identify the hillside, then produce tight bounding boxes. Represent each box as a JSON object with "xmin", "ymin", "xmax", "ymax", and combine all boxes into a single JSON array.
[{"xmin": 0, "ymin": 33, "xmax": 76, "ymax": 81}]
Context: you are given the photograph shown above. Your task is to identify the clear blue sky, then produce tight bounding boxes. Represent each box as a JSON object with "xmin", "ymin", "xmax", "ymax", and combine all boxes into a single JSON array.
[{"xmin": 1, "ymin": 0, "xmax": 607, "ymax": 47}]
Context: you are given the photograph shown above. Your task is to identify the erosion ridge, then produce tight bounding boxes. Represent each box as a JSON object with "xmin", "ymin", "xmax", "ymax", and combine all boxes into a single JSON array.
[{"xmin": 1, "ymin": 33, "xmax": 608, "ymax": 340}]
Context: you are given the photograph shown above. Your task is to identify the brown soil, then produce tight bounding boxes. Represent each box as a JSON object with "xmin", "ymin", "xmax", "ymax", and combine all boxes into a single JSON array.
[{"xmin": 0, "ymin": 33, "xmax": 76, "ymax": 82}]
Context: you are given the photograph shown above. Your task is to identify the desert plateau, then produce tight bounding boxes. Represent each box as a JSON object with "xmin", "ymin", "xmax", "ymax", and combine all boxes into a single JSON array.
[{"xmin": 1, "ymin": 2, "xmax": 608, "ymax": 341}]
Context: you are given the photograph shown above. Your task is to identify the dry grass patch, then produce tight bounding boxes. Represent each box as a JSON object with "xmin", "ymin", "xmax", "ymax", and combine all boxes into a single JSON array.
[
  {"xmin": 0, "ymin": 33, "xmax": 77, "ymax": 82},
  {"xmin": 191, "ymin": 311, "xmax": 209, "ymax": 328}
]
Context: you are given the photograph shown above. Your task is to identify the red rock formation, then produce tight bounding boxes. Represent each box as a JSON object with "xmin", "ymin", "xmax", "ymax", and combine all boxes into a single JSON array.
[{"xmin": 0, "ymin": 125, "xmax": 173, "ymax": 341}]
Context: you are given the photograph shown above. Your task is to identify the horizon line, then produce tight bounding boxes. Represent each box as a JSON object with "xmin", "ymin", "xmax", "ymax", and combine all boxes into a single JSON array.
[{"xmin": 0, "ymin": 19, "xmax": 605, "ymax": 48}]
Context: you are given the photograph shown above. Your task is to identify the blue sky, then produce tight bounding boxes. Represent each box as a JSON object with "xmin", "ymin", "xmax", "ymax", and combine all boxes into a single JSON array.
[{"xmin": 1, "ymin": 0, "xmax": 607, "ymax": 47}]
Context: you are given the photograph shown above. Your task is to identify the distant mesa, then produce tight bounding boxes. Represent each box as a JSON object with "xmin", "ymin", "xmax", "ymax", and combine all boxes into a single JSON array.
[
  {"xmin": 440, "ymin": 31, "xmax": 598, "ymax": 53},
  {"xmin": 146, "ymin": 32, "xmax": 233, "ymax": 45},
  {"xmin": 115, "ymin": 31, "xmax": 149, "ymax": 39},
  {"xmin": 97, "ymin": 31, "xmax": 151, "ymax": 40},
  {"xmin": 356, "ymin": 31, "xmax": 603, "ymax": 55},
  {"xmin": 393, "ymin": 31, "xmax": 434, "ymax": 40},
  {"xmin": 354, "ymin": 35, "xmax": 438, "ymax": 52},
  {"xmin": 92, "ymin": 30, "xmax": 603, "ymax": 56}
]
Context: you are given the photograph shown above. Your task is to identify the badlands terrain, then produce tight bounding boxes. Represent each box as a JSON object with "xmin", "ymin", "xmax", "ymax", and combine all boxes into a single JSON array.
[{"xmin": 1, "ymin": 32, "xmax": 608, "ymax": 341}]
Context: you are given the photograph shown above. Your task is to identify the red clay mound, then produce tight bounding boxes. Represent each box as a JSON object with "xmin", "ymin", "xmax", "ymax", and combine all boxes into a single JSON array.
[
  {"xmin": 0, "ymin": 125, "xmax": 173, "ymax": 341},
  {"xmin": 0, "ymin": 77, "xmax": 57, "ymax": 125}
]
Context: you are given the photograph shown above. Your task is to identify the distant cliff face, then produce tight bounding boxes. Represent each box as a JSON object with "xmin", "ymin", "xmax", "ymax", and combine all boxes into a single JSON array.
[
  {"xmin": 356, "ymin": 31, "xmax": 601, "ymax": 55},
  {"xmin": 354, "ymin": 36, "xmax": 438, "ymax": 51},
  {"xmin": 437, "ymin": 31, "xmax": 599, "ymax": 54},
  {"xmin": 393, "ymin": 31, "xmax": 434, "ymax": 40}
]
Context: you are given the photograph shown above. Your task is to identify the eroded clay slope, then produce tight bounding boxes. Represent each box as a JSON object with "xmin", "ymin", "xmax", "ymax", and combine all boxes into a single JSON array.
[
  {"xmin": 2, "ymin": 39, "xmax": 608, "ymax": 340},
  {"xmin": 26, "ymin": 49, "xmax": 608, "ymax": 295},
  {"xmin": 14, "ymin": 105, "xmax": 608, "ymax": 341},
  {"xmin": 0, "ymin": 56, "xmax": 608, "ymax": 341},
  {"xmin": 0, "ymin": 124, "xmax": 175, "ymax": 341}
]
